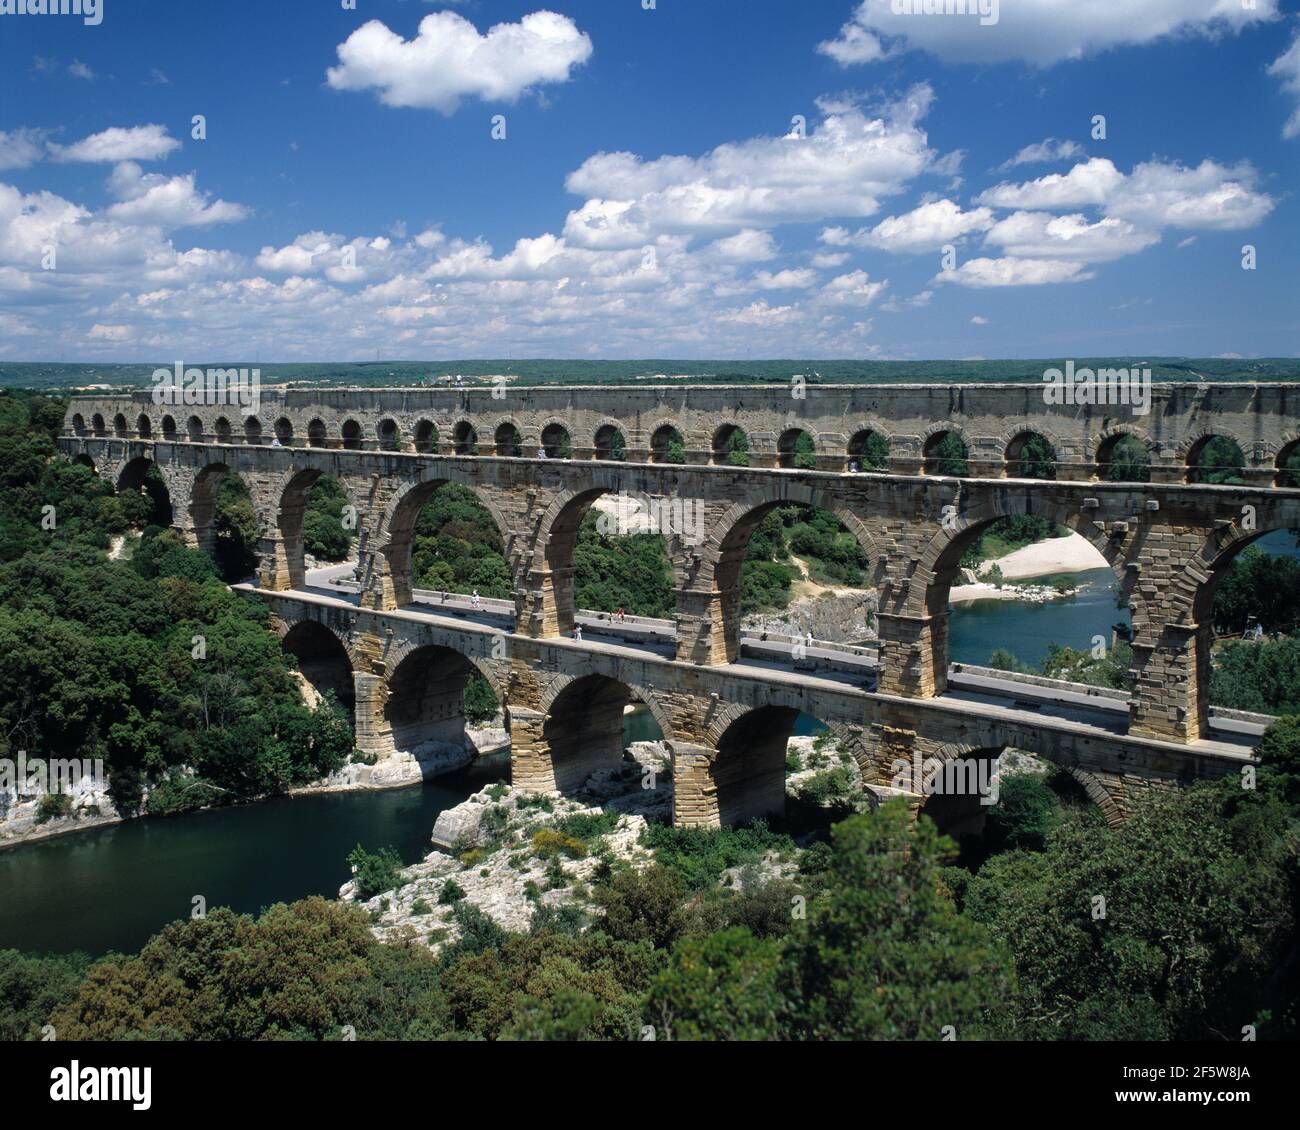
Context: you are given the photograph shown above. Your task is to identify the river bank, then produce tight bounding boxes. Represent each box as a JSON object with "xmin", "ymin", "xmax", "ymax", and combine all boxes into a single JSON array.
[
  {"xmin": 0, "ymin": 721, "xmax": 509, "ymax": 851},
  {"xmin": 950, "ymin": 531, "xmax": 1108, "ymax": 604}
]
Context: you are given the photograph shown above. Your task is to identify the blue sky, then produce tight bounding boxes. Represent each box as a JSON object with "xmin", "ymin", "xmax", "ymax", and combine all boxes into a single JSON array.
[{"xmin": 1, "ymin": 0, "xmax": 1297, "ymax": 361}]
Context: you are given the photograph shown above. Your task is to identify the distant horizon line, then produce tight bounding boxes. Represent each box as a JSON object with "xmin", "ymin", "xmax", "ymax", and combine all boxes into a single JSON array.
[{"xmin": 2, "ymin": 356, "xmax": 1294, "ymax": 368}]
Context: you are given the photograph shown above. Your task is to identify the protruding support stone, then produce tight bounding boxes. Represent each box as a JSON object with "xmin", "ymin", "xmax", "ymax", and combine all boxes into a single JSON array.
[
  {"xmin": 257, "ymin": 535, "xmax": 301, "ymax": 592},
  {"xmin": 357, "ymin": 545, "xmax": 403, "ymax": 611},
  {"xmin": 523, "ymin": 564, "xmax": 575, "ymax": 639},
  {"xmin": 875, "ymin": 610, "xmax": 950, "ymax": 698},
  {"xmin": 1128, "ymin": 621, "xmax": 1212, "ymax": 742},
  {"xmin": 509, "ymin": 706, "xmax": 551, "ymax": 792},
  {"xmin": 352, "ymin": 671, "xmax": 393, "ymax": 760},
  {"xmin": 675, "ymin": 587, "xmax": 736, "ymax": 665}
]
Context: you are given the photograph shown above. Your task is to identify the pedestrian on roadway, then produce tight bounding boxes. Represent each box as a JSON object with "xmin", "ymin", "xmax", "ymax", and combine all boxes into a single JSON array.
[{"xmin": 574, "ymin": 625, "xmax": 583, "ymax": 641}]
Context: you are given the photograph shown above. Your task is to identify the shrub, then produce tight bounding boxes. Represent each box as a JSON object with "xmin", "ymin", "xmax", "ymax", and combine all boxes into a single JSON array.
[{"xmin": 346, "ymin": 844, "xmax": 406, "ymax": 899}]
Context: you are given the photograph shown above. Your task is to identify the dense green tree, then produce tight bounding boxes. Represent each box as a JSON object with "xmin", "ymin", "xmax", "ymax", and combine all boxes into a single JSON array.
[
  {"xmin": 855, "ymin": 430, "xmax": 889, "ymax": 471},
  {"xmin": 725, "ymin": 428, "xmax": 750, "ymax": 467},
  {"xmin": 1105, "ymin": 434, "xmax": 1152, "ymax": 483},
  {"xmin": 1211, "ymin": 547, "xmax": 1300, "ymax": 635},
  {"xmin": 0, "ymin": 950, "xmax": 91, "ymax": 1040},
  {"xmin": 572, "ymin": 511, "xmax": 674, "ymax": 618},
  {"xmin": 1212, "ymin": 638, "xmax": 1300, "ymax": 714},
  {"xmin": 1256, "ymin": 715, "xmax": 1300, "ymax": 805},
  {"xmin": 930, "ymin": 432, "xmax": 969, "ymax": 476},
  {"xmin": 983, "ymin": 774, "xmax": 1061, "ymax": 853},
  {"xmin": 48, "ymin": 899, "xmax": 444, "ymax": 1041},
  {"xmin": 1190, "ymin": 435, "xmax": 1246, "ymax": 485},
  {"xmin": 645, "ymin": 927, "xmax": 782, "ymax": 1040},
  {"xmin": 1015, "ymin": 433, "xmax": 1057, "ymax": 480},
  {"xmin": 963, "ymin": 782, "xmax": 1294, "ymax": 1039},
  {"xmin": 302, "ymin": 476, "xmax": 353, "ymax": 562},
  {"xmin": 778, "ymin": 802, "xmax": 1014, "ymax": 1040},
  {"xmin": 411, "ymin": 483, "xmax": 513, "ymax": 599}
]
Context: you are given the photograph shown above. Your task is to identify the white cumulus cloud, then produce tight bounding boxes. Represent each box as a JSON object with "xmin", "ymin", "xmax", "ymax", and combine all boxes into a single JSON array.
[
  {"xmin": 817, "ymin": 0, "xmax": 1276, "ymax": 68},
  {"xmin": 326, "ymin": 10, "xmax": 593, "ymax": 113}
]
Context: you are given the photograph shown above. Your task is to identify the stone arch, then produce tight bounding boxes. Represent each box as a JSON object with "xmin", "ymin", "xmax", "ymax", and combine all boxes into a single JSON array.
[
  {"xmin": 711, "ymin": 423, "xmax": 750, "ymax": 466},
  {"xmin": 1162, "ymin": 501, "xmax": 1300, "ymax": 631},
  {"xmin": 269, "ymin": 466, "xmax": 360, "ymax": 591},
  {"xmin": 113, "ymin": 412, "xmax": 129, "ymax": 438},
  {"xmin": 385, "ymin": 635, "xmax": 508, "ymax": 709},
  {"xmin": 213, "ymin": 416, "xmax": 233, "ymax": 443},
  {"xmin": 273, "ymin": 614, "xmax": 365, "ymax": 675},
  {"xmin": 691, "ymin": 703, "xmax": 799, "ymax": 826},
  {"xmin": 1002, "ymin": 428, "xmax": 1060, "ymax": 480},
  {"xmin": 913, "ymin": 738, "xmax": 1124, "ymax": 829},
  {"xmin": 307, "ymin": 418, "xmax": 328, "ymax": 448},
  {"xmin": 538, "ymin": 670, "xmax": 675, "ymax": 742},
  {"xmin": 381, "ymin": 643, "xmax": 491, "ymax": 759},
  {"xmin": 136, "ymin": 413, "xmax": 153, "ymax": 438},
  {"xmin": 1182, "ymin": 431, "xmax": 1247, "ymax": 485},
  {"xmin": 70, "ymin": 412, "xmax": 87, "ymax": 436},
  {"xmin": 116, "ymin": 454, "xmax": 174, "ymax": 527},
  {"xmin": 373, "ymin": 471, "xmax": 513, "ymax": 609},
  {"xmin": 922, "ymin": 426, "xmax": 970, "ymax": 476},
  {"xmin": 777, "ymin": 427, "xmax": 814, "ymax": 469},
  {"xmin": 534, "ymin": 486, "xmax": 612, "ymax": 636},
  {"xmin": 540, "ymin": 420, "xmax": 573, "ymax": 459},
  {"xmin": 593, "ymin": 421, "xmax": 626, "ymax": 461},
  {"xmin": 377, "ymin": 417, "xmax": 402, "ymax": 451},
  {"xmin": 341, "ymin": 419, "xmax": 363, "ymax": 450},
  {"xmin": 244, "ymin": 415, "xmax": 263, "ymax": 445},
  {"xmin": 530, "ymin": 672, "xmax": 663, "ymax": 795},
  {"xmin": 91, "ymin": 412, "xmax": 107, "ymax": 436},
  {"xmin": 692, "ymin": 487, "xmax": 884, "ymax": 662},
  {"xmin": 160, "ymin": 414, "xmax": 178, "ymax": 440},
  {"xmin": 1063, "ymin": 767, "xmax": 1124, "ymax": 827},
  {"xmin": 186, "ymin": 414, "xmax": 204, "ymax": 441},
  {"xmin": 1093, "ymin": 427, "xmax": 1155, "ymax": 482},
  {"xmin": 413, "ymin": 418, "xmax": 438, "ymax": 453},
  {"xmin": 279, "ymin": 619, "xmax": 357, "ymax": 723},
  {"xmin": 494, "ymin": 419, "xmax": 524, "ymax": 457},
  {"xmin": 451, "ymin": 419, "xmax": 478, "ymax": 455},
  {"xmin": 847, "ymin": 425, "xmax": 891, "ymax": 471},
  {"xmin": 1274, "ymin": 435, "xmax": 1300, "ymax": 487},
  {"xmin": 903, "ymin": 496, "xmax": 1124, "ymax": 619},
  {"xmin": 274, "ymin": 416, "xmax": 294, "ymax": 446},
  {"xmin": 649, "ymin": 421, "xmax": 685, "ymax": 464},
  {"xmin": 189, "ymin": 462, "xmax": 232, "ymax": 558}
]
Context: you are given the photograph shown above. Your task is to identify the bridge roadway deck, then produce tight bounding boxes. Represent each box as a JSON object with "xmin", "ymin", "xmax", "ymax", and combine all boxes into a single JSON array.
[{"xmin": 239, "ymin": 567, "xmax": 1257, "ymax": 764}]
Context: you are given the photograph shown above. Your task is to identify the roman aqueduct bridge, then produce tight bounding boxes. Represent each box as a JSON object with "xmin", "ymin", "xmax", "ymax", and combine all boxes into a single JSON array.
[{"xmin": 59, "ymin": 382, "xmax": 1300, "ymax": 830}]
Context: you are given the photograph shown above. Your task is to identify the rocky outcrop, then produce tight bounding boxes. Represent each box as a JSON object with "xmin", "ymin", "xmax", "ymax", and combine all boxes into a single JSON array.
[
  {"xmin": 293, "ymin": 721, "xmax": 509, "ymax": 795},
  {"xmin": 343, "ymin": 744, "xmax": 672, "ymax": 950},
  {"xmin": 744, "ymin": 590, "xmax": 877, "ymax": 644},
  {"xmin": 0, "ymin": 765, "xmax": 123, "ymax": 848}
]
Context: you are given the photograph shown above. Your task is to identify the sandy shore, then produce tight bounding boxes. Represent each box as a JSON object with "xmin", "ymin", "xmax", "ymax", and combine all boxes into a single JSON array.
[
  {"xmin": 983, "ymin": 531, "xmax": 1108, "ymax": 581},
  {"xmin": 949, "ymin": 531, "xmax": 1110, "ymax": 603}
]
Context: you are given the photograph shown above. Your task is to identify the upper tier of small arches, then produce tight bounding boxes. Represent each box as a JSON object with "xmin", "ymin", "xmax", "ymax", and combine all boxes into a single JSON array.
[{"xmin": 64, "ymin": 395, "xmax": 1300, "ymax": 488}]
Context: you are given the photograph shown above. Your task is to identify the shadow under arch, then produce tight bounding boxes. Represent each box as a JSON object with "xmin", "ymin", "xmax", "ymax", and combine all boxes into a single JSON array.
[
  {"xmin": 699, "ymin": 704, "xmax": 800, "ymax": 826},
  {"xmin": 382, "ymin": 643, "xmax": 500, "ymax": 760},
  {"xmin": 117, "ymin": 455, "xmax": 174, "ymax": 527},
  {"xmin": 536, "ymin": 672, "xmax": 665, "ymax": 795},
  {"xmin": 190, "ymin": 462, "xmax": 259, "ymax": 580},
  {"xmin": 280, "ymin": 620, "xmax": 356, "ymax": 725}
]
